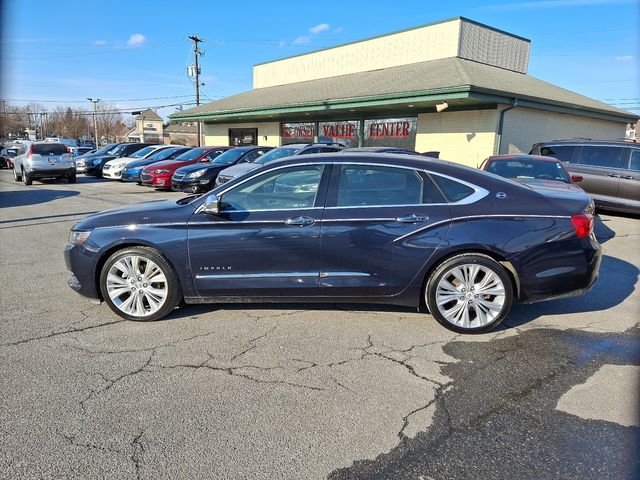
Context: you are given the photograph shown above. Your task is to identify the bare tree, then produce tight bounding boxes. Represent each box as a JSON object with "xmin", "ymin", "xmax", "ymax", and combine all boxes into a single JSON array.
[
  {"xmin": 96, "ymin": 103, "xmax": 128, "ymax": 143},
  {"xmin": 48, "ymin": 107, "xmax": 90, "ymax": 139}
]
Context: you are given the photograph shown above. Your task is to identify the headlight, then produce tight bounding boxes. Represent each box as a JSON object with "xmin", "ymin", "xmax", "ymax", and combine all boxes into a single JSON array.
[
  {"xmin": 69, "ymin": 230, "xmax": 91, "ymax": 245},
  {"xmin": 186, "ymin": 169, "xmax": 206, "ymax": 178},
  {"xmin": 153, "ymin": 169, "xmax": 170, "ymax": 174},
  {"xmin": 92, "ymin": 159, "xmax": 101, "ymax": 165}
]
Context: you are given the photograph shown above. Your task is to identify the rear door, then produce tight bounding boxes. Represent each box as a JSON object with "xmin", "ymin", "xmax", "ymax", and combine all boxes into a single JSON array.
[
  {"xmin": 618, "ymin": 148, "xmax": 640, "ymax": 210},
  {"xmin": 572, "ymin": 145, "xmax": 625, "ymax": 205},
  {"xmin": 319, "ymin": 163, "xmax": 450, "ymax": 297}
]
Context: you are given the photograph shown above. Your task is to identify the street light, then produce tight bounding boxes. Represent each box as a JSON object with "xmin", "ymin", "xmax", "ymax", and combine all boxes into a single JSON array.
[{"xmin": 87, "ymin": 98, "xmax": 101, "ymax": 145}]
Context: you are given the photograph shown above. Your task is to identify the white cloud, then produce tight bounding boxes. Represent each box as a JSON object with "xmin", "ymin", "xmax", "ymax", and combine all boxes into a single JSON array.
[
  {"xmin": 309, "ymin": 23, "xmax": 330, "ymax": 34},
  {"xmin": 293, "ymin": 36, "xmax": 311, "ymax": 45},
  {"xmin": 615, "ymin": 55, "xmax": 634, "ymax": 62},
  {"xmin": 93, "ymin": 40, "xmax": 107, "ymax": 45},
  {"xmin": 333, "ymin": 27, "xmax": 344, "ymax": 33},
  {"xmin": 126, "ymin": 33, "xmax": 146, "ymax": 47}
]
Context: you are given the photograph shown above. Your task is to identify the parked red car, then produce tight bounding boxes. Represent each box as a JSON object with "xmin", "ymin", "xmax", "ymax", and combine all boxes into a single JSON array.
[{"xmin": 140, "ymin": 146, "xmax": 231, "ymax": 190}]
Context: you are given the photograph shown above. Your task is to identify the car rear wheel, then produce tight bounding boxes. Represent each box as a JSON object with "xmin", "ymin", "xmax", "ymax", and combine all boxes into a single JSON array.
[
  {"xmin": 99, "ymin": 247, "xmax": 182, "ymax": 322},
  {"xmin": 22, "ymin": 169, "xmax": 32, "ymax": 185},
  {"xmin": 425, "ymin": 254, "xmax": 513, "ymax": 333},
  {"xmin": 13, "ymin": 167, "xmax": 21, "ymax": 182},
  {"xmin": 68, "ymin": 172, "xmax": 77, "ymax": 183}
]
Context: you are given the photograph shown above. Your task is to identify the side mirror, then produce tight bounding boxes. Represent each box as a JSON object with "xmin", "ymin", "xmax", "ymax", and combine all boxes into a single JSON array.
[
  {"xmin": 571, "ymin": 175, "xmax": 583, "ymax": 183},
  {"xmin": 202, "ymin": 194, "xmax": 220, "ymax": 215}
]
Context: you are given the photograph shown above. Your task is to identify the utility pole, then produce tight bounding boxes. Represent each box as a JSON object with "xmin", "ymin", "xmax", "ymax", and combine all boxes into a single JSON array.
[
  {"xmin": 87, "ymin": 98, "xmax": 100, "ymax": 146},
  {"xmin": 188, "ymin": 34, "xmax": 203, "ymax": 147}
]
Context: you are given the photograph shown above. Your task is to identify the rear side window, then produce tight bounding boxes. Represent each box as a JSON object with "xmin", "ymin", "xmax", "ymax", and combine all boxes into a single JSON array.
[
  {"xmin": 628, "ymin": 150, "xmax": 640, "ymax": 172},
  {"xmin": 32, "ymin": 144, "xmax": 68, "ymax": 155},
  {"xmin": 578, "ymin": 146, "xmax": 624, "ymax": 169},
  {"xmin": 336, "ymin": 165, "xmax": 423, "ymax": 207},
  {"xmin": 539, "ymin": 145, "xmax": 577, "ymax": 163},
  {"xmin": 431, "ymin": 175, "xmax": 475, "ymax": 203}
]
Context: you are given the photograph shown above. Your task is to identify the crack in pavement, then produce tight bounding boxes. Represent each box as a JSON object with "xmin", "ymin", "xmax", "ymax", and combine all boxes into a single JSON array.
[
  {"xmin": 131, "ymin": 429, "xmax": 145, "ymax": 480},
  {"xmin": 2, "ymin": 319, "xmax": 125, "ymax": 348}
]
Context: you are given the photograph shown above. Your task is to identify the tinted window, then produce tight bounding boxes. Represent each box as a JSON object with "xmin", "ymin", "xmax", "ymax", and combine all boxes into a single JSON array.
[
  {"xmin": 578, "ymin": 146, "xmax": 624, "ymax": 169},
  {"xmin": 210, "ymin": 149, "xmax": 249, "ymax": 166},
  {"xmin": 242, "ymin": 150, "xmax": 265, "ymax": 163},
  {"xmin": 487, "ymin": 159, "xmax": 570, "ymax": 183},
  {"xmin": 131, "ymin": 146, "xmax": 157, "ymax": 158},
  {"xmin": 336, "ymin": 165, "xmax": 423, "ymax": 207},
  {"xmin": 254, "ymin": 147, "xmax": 301, "ymax": 165},
  {"xmin": 221, "ymin": 166, "xmax": 324, "ymax": 211},
  {"xmin": 202, "ymin": 150, "xmax": 227, "ymax": 162},
  {"xmin": 628, "ymin": 150, "xmax": 640, "ymax": 172},
  {"xmin": 32, "ymin": 144, "xmax": 68, "ymax": 155},
  {"xmin": 148, "ymin": 148, "xmax": 180, "ymax": 160},
  {"xmin": 540, "ymin": 145, "xmax": 577, "ymax": 163},
  {"xmin": 174, "ymin": 147, "xmax": 208, "ymax": 161},
  {"xmin": 431, "ymin": 175, "xmax": 475, "ymax": 202}
]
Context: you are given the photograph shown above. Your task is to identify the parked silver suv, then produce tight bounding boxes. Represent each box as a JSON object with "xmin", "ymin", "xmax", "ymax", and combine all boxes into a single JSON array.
[
  {"xmin": 12, "ymin": 141, "xmax": 76, "ymax": 185},
  {"xmin": 530, "ymin": 140, "xmax": 639, "ymax": 214}
]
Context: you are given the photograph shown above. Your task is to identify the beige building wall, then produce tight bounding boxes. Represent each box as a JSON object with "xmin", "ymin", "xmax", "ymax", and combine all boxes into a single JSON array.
[
  {"xmin": 458, "ymin": 20, "xmax": 529, "ymax": 73},
  {"xmin": 415, "ymin": 110, "xmax": 499, "ymax": 168},
  {"xmin": 203, "ymin": 122, "xmax": 281, "ymax": 147},
  {"xmin": 499, "ymin": 107, "xmax": 627, "ymax": 154},
  {"xmin": 135, "ymin": 118, "xmax": 163, "ymax": 137}
]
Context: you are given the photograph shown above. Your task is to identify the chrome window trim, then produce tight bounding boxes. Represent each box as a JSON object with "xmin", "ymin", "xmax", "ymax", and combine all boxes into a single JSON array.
[
  {"xmin": 319, "ymin": 271, "xmax": 371, "ymax": 278},
  {"xmin": 320, "ymin": 217, "xmax": 397, "ymax": 222},
  {"xmin": 196, "ymin": 160, "xmax": 489, "ymax": 213}
]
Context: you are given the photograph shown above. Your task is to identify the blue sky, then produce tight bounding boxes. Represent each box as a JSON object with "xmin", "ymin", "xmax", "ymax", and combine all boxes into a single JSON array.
[{"xmin": 2, "ymin": 0, "xmax": 638, "ymax": 120}]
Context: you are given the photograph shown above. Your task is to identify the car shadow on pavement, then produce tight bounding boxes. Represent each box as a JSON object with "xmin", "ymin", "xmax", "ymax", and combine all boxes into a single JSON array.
[
  {"xmin": 594, "ymin": 216, "xmax": 616, "ymax": 244},
  {"xmin": 0, "ymin": 189, "xmax": 80, "ymax": 208},
  {"xmin": 503, "ymin": 254, "xmax": 638, "ymax": 329}
]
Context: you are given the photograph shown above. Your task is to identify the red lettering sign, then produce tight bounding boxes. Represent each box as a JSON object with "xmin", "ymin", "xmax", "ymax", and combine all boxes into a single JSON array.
[{"xmin": 368, "ymin": 121, "xmax": 411, "ymax": 139}]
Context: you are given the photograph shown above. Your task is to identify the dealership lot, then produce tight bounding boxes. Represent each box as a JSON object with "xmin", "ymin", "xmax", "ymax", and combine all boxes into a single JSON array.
[{"xmin": 0, "ymin": 171, "xmax": 638, "ymax": 479}]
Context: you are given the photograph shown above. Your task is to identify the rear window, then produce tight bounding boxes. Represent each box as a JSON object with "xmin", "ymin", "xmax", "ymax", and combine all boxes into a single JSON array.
[
  {"xmin": 487, "ymin": 160, "xmax": 570, "ymax": 183},
  {"xmin": 539, "ymin": 145, "xmax": 577, "ymax": 163},
  {"xmin": 431, "ymin": 175, "xmax": 475, "ymax": 202},
  {"xmin": 32, "ymin": 144, "xmax": 68, "ymax": 155}
]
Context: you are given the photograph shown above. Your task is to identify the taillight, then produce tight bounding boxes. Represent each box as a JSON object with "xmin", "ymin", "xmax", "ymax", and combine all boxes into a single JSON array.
[
  {"xmin": 26, "ymin": 145, "xmax": 33, "ymax": 159},
  {"xmin": 571, "ymin": 214, "xmax": 594, "ymax": 239}
]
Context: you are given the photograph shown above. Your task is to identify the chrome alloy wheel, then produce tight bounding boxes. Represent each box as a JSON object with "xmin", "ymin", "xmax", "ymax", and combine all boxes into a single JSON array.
[
  {"xmin": 106, "ymin": 255, "xmax": 168, "ymax": 317},
  {"xmin": 435, "ymin": 263, "xmax": 506, "ymax": 329}
]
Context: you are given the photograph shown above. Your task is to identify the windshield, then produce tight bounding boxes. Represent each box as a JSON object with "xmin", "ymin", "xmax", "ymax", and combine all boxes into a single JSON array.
[
  {"xmin": 211, "ymin": 149, "xmax": 248, "ymax": 166},
  {"xmin": 147, "ymin": 147, "xmax": 180, "ymax": 160},
  {"xmin": 487, "ymin": 159, "xmax": 570, "ymax": 183},
  {"xmin": 173, "ymin": 147, "xmax": 207, "ymax": 161},
  {"xmin": 108, "ymin": 144, "xmax": 127, "ymax": 155},
  {"xmin": 253, "ymin": 147, "xmax": 300, "ymax": 165},
  {"xmin": 93, "ymin": 144, "xmax": 117, "ymax": 155},
  {"xmin": 131, "ymin": 146, "xmax": 157, "ymax": 158}
]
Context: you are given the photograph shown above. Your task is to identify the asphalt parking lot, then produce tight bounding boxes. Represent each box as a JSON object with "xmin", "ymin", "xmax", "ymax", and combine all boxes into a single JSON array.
[{"xmin": 0, "ymin": 170, "xmax": 638, "ymax": 480}]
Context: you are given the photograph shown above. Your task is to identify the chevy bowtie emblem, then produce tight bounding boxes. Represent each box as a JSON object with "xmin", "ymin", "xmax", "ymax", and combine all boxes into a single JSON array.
[{"xmin": 496, "ymin": 192, "xmax": 507, "ymax": 199}]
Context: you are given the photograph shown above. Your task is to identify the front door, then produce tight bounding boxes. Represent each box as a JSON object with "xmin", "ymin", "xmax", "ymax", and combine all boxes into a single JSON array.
[
  {"xmin": 618, "ymin": 148, "xmax": 640, "ymax": 210},
  {"xmin": 571, "ymin": 145, "xmax": 625, "ymax": 205},
  {"xmin": 188, "ymin": 164, "xmax": 329, "ymax": 297},
  {"xmin": 228, "ymin": 128, "xmax": 258, "ymax": 147},
  {"xmin": 319, "ymin": 163, "xmax": 450, "ymax": 297}
]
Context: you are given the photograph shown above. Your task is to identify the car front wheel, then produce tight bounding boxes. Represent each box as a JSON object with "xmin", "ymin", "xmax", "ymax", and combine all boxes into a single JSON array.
[
  {"xmin": 99, "ymin": 246, "xmax": 182, "ymax": 322},
  {"xmin": 425, "ymin": 253, "xmax": 513, "ymax": 333}
]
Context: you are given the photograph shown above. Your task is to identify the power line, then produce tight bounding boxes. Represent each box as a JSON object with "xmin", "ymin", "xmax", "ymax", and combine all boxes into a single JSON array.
[{"xmin": 2, "ymin": 95, "xmax": 201, "ymax": 103}]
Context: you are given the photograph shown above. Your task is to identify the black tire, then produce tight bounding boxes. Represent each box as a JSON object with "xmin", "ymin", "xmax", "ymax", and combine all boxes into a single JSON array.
[
  {"xmin": 13, "ymin": 167, "xmax": 21, "ymax": 182},
  {"xmin": 22, "ymin": 169, "xmax": 32, "ymax": 185},
  {"xmin": 68, "ymin": 172, "xmax": 77, "ymax": 183},
  {"xmin": 99, "ymin": 246, "xmax": 183, "ymax": 322},
  {"xmin": 425, "ymin": 253, "xmax": 514, "ymax": 334}
]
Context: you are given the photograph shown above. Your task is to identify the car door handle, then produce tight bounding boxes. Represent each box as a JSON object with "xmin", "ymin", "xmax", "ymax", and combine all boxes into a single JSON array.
[
  {"xmin": 622, "ymin": 175, "xmax": 635, "ymax": 180},
  {"xmin": 396, "ymin": 214, "xmax": 429, "ymax": 224},
  {"xmin": 606, "ymin": 173, "xmax": 621, "ymax": 178},
  {"xmin": 285, "ymin": 216, "xmax": 315, "ymax": 227}
]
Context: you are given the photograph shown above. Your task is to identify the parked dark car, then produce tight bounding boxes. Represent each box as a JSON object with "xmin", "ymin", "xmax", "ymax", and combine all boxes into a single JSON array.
[
  {"xmin": 214, "ymin": 143, "xmax": 344, "ymax": 187},
  {"xmin": 73, "ymin": 147, "xmax": 95, "ymax": 158},
  {"xmin": 0, "ymin": 147, "xmax": 12, "ymax": 168},
  {"xmin": 140, "ymin": 146, "xmax": 229, "ymax": 190},
  {"xmin": 75, "ymin": 143, "xmax": 123, "ymax": 173},
  {"xmin": 480, "ymin": 154, "xmax": 594, "ymax": 213},
  {"xmin": 120, "ymin": 147, "xmax": 191, "ymax": 183},
  {"xmin": 530, "ymin": 140, "xmax": 640, "ymax": 214},
  {"xmin": 64, "ymin": 153, "xmax": 600, "ymax": 333},
  {"xmin": 172, "ymin": 146, "xmax": 272, "ymax": 193},
  {"xmin": 81, "ymin": 143, "xmax": 154, "ymax": 177}
]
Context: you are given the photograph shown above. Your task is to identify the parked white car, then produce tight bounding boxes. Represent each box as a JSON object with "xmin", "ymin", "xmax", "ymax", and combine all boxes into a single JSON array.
[{"xmin": 102, "ymin": 145, "xmax": 171, "ymax": 180}]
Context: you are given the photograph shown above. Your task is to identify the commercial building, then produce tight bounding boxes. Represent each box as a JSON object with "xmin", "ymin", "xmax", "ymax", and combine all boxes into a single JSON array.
[
  {"xmin": 171, "ymin": 17, "xmax": 637, "ymax": 167},
  {"xmin": 126, "ymin": 109, "xmax": 163, "ymax": 144}
]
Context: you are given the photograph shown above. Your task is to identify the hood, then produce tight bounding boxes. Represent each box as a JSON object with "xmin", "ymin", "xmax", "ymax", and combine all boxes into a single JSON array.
[
  {"xmin": 105, "ymin": 156, "xmax": 135, "ymax": 167},
  {"xmin": 73, "ymin": 199, "xmax": 196, "ymax": 230},
  {"xmin": 218, "ymin": 162, "xmax": 260, "ymax": 179},
  {"xmin": 176, "ymin": 162, "xmax": 227, "ymax": 175},
  {"xmin": 124, "ymin": 157, "xmax": 166, "ymax": 169},
  {"xmin": 142, "ymin": 159, "xmax": 194, "ymax": 172}
]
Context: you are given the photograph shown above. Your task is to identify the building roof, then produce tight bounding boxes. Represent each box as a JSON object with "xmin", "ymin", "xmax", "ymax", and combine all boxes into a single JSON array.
[
  {"xmin": 171, "ymin": 57, "xmax": 637, "ymax": 123},
  {"xmin": 164, "ymin": 123, "xmax": 197, "ymax": 134},
  {"xmin": 135, "ymin": 109, "xmax": 162, "ymax": 121}
]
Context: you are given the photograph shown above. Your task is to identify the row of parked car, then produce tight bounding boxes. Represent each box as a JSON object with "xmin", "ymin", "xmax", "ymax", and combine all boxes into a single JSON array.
[{"xmin": 5, "ymin": 138, "xmax": 639, "ymax": 214}]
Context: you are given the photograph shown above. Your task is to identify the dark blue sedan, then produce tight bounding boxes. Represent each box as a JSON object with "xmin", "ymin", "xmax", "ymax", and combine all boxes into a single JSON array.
[
  {"xmin": 64, "ymin": 153, "xmax": 601, "ymax": 333},
  {"xmin": 120, "ymin": 147, "xmax": 191, "ymax": 183}
]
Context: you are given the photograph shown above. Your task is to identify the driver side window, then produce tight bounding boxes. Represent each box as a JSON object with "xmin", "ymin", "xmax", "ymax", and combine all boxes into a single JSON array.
[{"xmin": 220, "ymin": 165, "xmax": 324, "ymax": 212}]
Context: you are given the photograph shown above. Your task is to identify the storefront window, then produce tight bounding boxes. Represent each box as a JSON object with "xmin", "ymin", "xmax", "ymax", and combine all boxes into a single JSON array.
[
  {"xmin": 363, "ymin": 117, "xmax": 417, "ymax": 150},
  {"xmin": 318, "ymin": 120, "xmax": 360, "ymax": 148},
  {"xmin": 281, "ymin": 123, "xmax": 315, "ymax": 145}
]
